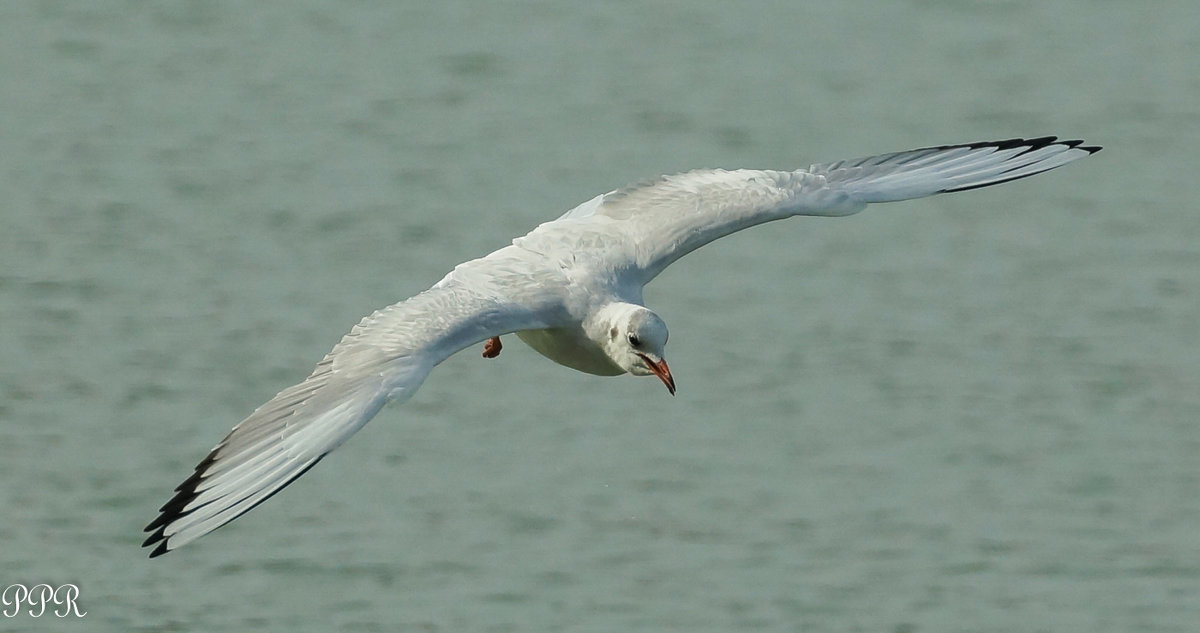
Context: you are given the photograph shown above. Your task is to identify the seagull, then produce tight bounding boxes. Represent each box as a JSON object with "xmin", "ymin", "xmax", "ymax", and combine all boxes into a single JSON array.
[{"xmin": 143, "ymin": 136, "xmax": 1100, "ymax": 557}]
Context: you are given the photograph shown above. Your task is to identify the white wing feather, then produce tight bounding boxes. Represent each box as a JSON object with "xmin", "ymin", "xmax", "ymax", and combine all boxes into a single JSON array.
[
  {"xmin": 560, "ymin": 137, "xmax": 1098, "ymax": 281},
  {"xmin": 143, "ymin": 248, "xmax": 559, "ymax": 556}
]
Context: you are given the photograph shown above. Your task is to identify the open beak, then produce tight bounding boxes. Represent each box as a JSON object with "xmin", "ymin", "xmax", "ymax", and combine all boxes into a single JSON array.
[{"xmin": 639, "ymin": 354, "xmax": 676, "ymax": 396}]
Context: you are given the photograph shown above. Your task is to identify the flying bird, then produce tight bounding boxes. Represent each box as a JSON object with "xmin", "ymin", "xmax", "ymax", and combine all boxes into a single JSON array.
[{"xmin": 144, "ymin": 136, "xmax": 1100, "ymax": 557}]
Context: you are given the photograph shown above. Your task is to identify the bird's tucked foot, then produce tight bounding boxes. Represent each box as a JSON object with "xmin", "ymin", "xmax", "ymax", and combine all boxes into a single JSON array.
[{"xmin": 482, "ymin": 336, "xmax": 502, "ymax": 358}]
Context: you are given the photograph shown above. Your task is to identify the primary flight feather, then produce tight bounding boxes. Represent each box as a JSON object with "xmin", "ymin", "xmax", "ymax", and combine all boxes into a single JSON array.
[{"xmin": 144, "ymin": 136, "xmax": 1099, "ymax": 557}]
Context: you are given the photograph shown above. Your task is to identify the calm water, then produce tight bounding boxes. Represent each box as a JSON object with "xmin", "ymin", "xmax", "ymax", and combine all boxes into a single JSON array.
[{"xmin": 1, "ymin": 2, "xmax": 1197, "ymax": 631}]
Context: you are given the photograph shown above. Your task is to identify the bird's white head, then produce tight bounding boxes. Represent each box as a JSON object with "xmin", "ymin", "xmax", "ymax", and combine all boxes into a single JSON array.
[{"xmin": 594, "ymin": 303, "xmax": 675, "ymax": 395}]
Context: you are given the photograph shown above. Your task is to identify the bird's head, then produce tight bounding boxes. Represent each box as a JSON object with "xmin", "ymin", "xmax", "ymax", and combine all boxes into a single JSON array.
[{"xmin": 598, "ymin": 303, "xmax": 675, "ymax": 395}]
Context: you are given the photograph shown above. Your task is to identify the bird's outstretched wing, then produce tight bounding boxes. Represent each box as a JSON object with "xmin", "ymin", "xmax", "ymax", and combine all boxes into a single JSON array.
[
  {"xmin": 559, "ymin": 137, "xmax": 1099, "ymax": 282},
  {"xmin": 143, "ymin": 250, "xmax": 558, "ymax": 557}
]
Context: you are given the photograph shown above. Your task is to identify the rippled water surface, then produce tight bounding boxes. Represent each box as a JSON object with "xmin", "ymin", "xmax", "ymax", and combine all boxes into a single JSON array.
[{"xmin": 1, "ymin": 2, "xmax": 1197, "ymax": 631}]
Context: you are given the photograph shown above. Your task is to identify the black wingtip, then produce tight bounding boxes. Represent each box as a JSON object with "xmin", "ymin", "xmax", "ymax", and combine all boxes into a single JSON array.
[
  {"xmin": 143, "ymin": 522, "xmax": 171, "ymax": 558},
  {"xmin": 949, "ymin": 136, "xmax": 1054, "ymax": 152},
  {"xmin": 142, "ymin": 450, "xmax": 330, "ymax": 559},
  {"xmin": 147, "ymin": 539, "xmax": 170, "ymax": 558},
  {"xmin": 943, "ymin": 136, "xmax": 1099, "ymax": 155},
  {"xmin": 929, "ymin": 136, "xmax": 1100, "ymax": 195},
  {"xmin": 1044, "ymin": 138, "xmax": 1102, "ymax": 155},
  {"xmin": 142, "ymin": 446, "xmax": 221, "ymax": 558}
]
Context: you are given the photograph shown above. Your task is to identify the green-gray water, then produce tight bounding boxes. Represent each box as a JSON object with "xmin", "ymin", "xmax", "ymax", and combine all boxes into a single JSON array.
[{"xmin": 2, "ymin": 2, "xmax": 1197, "ymax": 631}]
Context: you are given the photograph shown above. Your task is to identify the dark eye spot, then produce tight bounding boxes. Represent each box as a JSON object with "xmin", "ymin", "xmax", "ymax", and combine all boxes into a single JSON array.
[
  {"xmin": 610, "ymin": 327, "xmax": 618, "ymax": 339},
  {"xmin": 627, "ymin": 333, "xmax": 641, "ymax": 347}
]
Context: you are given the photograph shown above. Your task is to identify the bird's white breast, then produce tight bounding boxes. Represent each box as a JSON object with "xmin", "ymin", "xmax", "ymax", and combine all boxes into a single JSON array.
[{"xmin": 515, "ymin": 328, "xmax": 624, "ymax": 376}]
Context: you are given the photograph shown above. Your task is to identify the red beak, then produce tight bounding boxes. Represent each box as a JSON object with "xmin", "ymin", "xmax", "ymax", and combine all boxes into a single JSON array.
[{"xmin": 639, "ymin": 354, "xmax": 676, "ymax": 396}]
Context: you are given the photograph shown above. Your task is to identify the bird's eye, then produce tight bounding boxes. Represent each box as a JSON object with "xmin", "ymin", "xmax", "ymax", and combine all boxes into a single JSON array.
[{"xmin": 627, "ymin": 333, "xmax": 641, "ymax": 347}]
